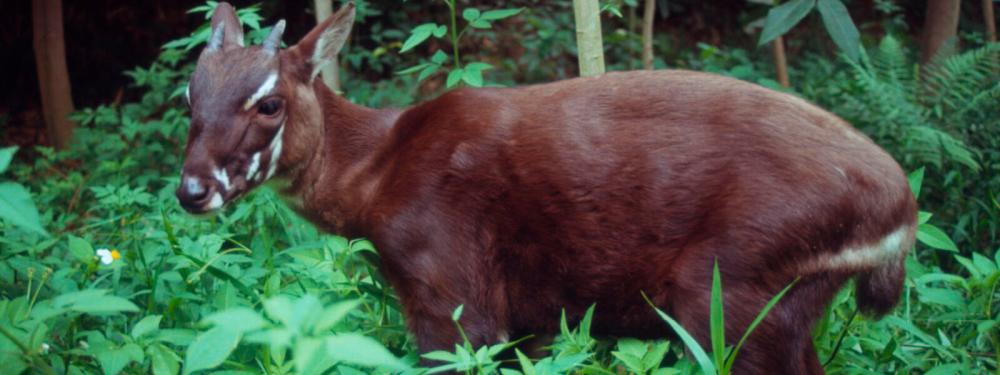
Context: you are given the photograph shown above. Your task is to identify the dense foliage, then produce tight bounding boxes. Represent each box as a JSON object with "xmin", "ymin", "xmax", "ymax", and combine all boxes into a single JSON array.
[{"xmin": 1, "ymin": 1, "xmax": 997, "ymax": 374}]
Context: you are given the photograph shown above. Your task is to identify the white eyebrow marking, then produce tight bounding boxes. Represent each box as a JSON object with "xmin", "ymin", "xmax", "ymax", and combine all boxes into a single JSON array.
[
  {"xmin": 243, "ymin": 72, "xmax": 279, "ymax": 110},
  {"xmin": 246, "ymin": 152, "xmax": 261, "ymax": 181},
  {"xmin": 213, "ymin": 167, "xmax": 231, "ymax": 192},
  {"xmin": 206, "ymin": 192, "xmax": 224, "ymax": 210}
]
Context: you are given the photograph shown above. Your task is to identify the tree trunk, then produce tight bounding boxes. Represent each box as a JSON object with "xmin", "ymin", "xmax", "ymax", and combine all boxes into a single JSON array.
[
  {"xmin": 573, "ymin": 0, "xmax": 606, "ymax": 77},
  {"xmin": 314, "ymin": 0, "xmax": 340, "ymax": 92},
  {"xmin": 921, "ymin": 0, "xmax": 961, "ymax": 64},
  {"xmin": 985, "ymin": 0, "xmax": 997, "ymax": 43},
  {"xmin": 32, "ymin": 0, "xmax": 75, "ymax": 149},
  {"xmin": 642, "ymin": 0, "xmax": 656, "ymax": 70},
  {"xmin": 772, "ymin": 36, "xmax": 790, "ymax": 88}
]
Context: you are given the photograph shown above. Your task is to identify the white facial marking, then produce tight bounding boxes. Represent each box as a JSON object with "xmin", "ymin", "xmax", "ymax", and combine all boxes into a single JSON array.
[
  {"xmin": 246, "ymin": 152, "xmax": 261, "ymax": 181},
  {"xmin": 206, "ymin": 192, "xmax": 224, "ymax": 210},
  {"xmin": 810, "ymin": 225, "xmax": 910, "ymax": 271},
  {"xmin": 265, "ymin": 126, "xmax": 284, "ymax": 179},
  {"xmin": 212, "ymin": 167, "xmax": 231, "ymax": 193},
  {"xmin": 185, "ymin": 84, "xmax": 191, "ymax": 104},
  {"xmin": 184, "ymin": 176, "xmax": 204, "ymax": 196},
  {"xmin": 243, "ymin": 72, "xmax": 279, "ymax": 111}
]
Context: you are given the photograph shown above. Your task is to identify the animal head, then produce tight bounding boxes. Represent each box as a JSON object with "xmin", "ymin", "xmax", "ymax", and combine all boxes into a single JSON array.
[{"xmin": 176, "ymin": 2, "xmax": 355, "ymax": 214}]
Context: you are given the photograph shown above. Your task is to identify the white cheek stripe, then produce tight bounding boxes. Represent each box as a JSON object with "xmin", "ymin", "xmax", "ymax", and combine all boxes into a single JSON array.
[
  {"xmin": 265, "ymin": 126, "xmax": 284, "ymax": 180},
  {"xmin": 243, "ymin": 72, "xmax": 279, "ymax": 110},
  {"xmin": 808, "ymin": 225, "xmax": 910, "ymax": 271},
  {"xmin": 246, "ymin": 152, "xmax": 261, "ymax": 181},
  {"xmin": 212, "ymin": 167, "xmax": 231, "ymax": 193},
  {"xmin": 206, "ymin": 192, "xmax": 224, "ymax": 210}
]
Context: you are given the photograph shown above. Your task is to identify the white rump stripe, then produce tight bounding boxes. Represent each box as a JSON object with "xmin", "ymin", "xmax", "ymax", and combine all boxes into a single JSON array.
[
  {"xmin": 812, "ymin": 225, "xmax": 909, "ymax": 271},
  {"xmin": 243, "ymin": 72, "xmax": 279, "ymax": 110}
]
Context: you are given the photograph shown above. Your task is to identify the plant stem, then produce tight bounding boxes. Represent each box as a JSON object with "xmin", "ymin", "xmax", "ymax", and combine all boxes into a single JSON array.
[{"xmin": 446, "ymin": 0, "xmax": 462, "ymax": 69}]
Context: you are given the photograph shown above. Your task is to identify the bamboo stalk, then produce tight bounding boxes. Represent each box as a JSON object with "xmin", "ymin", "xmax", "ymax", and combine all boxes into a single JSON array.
[
  {"xmin": 642, "ymin": 0, "xmax": 656, "ymax": 70},
  {"xmin": 573, "ymin": 0, "xmax": 606, "ymax": 77}
]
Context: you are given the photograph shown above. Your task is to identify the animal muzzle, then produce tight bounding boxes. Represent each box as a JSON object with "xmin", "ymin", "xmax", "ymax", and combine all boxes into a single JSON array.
[{"xmin": 176, "ymin": 174, "xmax": 223, "ymax": 214}]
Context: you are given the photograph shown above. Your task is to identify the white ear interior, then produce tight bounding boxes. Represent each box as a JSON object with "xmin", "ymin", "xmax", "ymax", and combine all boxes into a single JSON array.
[{"xmin": 310, "ymin": 13, "xmax": 354, "ymax": 81}]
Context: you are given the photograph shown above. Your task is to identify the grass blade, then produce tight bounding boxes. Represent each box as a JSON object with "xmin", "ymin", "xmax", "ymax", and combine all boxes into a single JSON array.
[
  {"xmin": 722, "ymin": 278, "xmax": 799, "ymax": 372},
  {"xmin": 643, "ymin": 292, "xmax": 717, "ymax": 375}
]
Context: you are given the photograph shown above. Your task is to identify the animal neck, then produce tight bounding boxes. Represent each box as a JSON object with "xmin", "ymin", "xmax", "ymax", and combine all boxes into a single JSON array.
[{"xmin": 279, "ymin": 80, "xmax": 401, "ymax": 234}]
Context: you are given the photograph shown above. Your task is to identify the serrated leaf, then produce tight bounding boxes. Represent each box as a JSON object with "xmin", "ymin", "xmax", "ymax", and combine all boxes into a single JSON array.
[
  {"xmin": 816, "ymin": 0, "xmax": 860, "ymax": 62},
  {"xmin": 0, "ymin": 182, "xmax": 48, "ymax": 236},
  {"xmin": 68, "ymin": 235, "xmax": 95, "ymax": 263},
  {"xmin": 917, "ymin": 224, "xmax": 958, "ymax": 252},
  {"xmin": 183, "ymin": 327, "xmax": 241, "ymax": 374},
  {"xmin": 758, "ymin": 0, "xmax": 815, "ymax": 46}
]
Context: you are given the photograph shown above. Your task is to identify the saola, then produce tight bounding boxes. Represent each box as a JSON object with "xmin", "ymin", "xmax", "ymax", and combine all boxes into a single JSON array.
[{"xmin": 176, "ymin": 3, "xmax": 917, "ymax": 373}]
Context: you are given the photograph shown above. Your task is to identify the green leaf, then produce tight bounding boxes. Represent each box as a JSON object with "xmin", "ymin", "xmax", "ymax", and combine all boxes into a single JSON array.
[
  {"xmin": 469, "ymin": 19, "xmax": 492, "ymax": 29},
  {"xmin": 0, "ymin": 146, "xmax": 16, "ymax": 174},
  {"xmin": 645, "ymin": 294, "xmax": 717, "ymax": 374},
  {"xmin": 433, "ymin": 25, "xmax": 448, "ymax": 38},
  {"xmin": 71, "ymin": 295, "xmax": 140, "ymax": 314},
  {"xmin": 723, "ymin": 279, "xmax": 798, "ymax": 373},
  {"xmin": 325, "ymin": 334, "xmax": 410, "ymax": 371},
  {"xmin": 148, "ymin": 343, "xmax": 180, "ymax": 375},
  {"xmin": 204, "ymin": 307, "xmax": 267, "ymax": 334},
  {"xmin": 431, "ymin": 50, "xmax": 449, "ymax": 64},
  {"xmin": 710, "ymin": 261, "xmax": 725, "ymax": 369},
  {"xmin": 400, "ymin": 23, "xmax": 439, "ymax": 53},
  {"xmin": 481, "ymin": 8, "xmax": 523, "ymax": 21},
  {"xmin": 0, "ymin": 182, "xmax": 48, "ymax": 236},
  {"xmin": 452, "ymin": 304, "xmax": 464, "ymax": 321},
  {"xmin": 918, "ymin": 211, "xmax": 932, "ymax": 225},
  {"xmin": 917, "ymin": 224, "xmax": 958, "ymax": 252},
  {"xmin": 816, "ymin": 0, "xmax": 860, "ymax": 62},
  {"xmin": 461, "ymin": 68, "xmax": 484, "ymax": 87},
  {"xmin": 418, "ymin": 64, "xmax": 440, "ymax": 82},
  {"xmin": 462, "ymin": 8, "xmax": 481, "ymax": 22},
  {"xmin": 907, "ymin": 167, "xmax": 925, "ymax": 199},
  {"xmin": 446, "ymin": 69, "xmax": 464, "ymax": 88},
  {"xmin": 183, "ymin": 327, "xmax": 241, "ymax": 374},
  {"xmin": 314, "ymin": 300, "xmax": 361, "ymax": 332},
  {"xmin": 132, "ymin": 315, "xmax": 163, "ymax": 339},
  {"xmin": 93, "ymin": 342, "xmax": 144, "ymax": 375},
  {"xmin": 758, "ymin": 0, "xmax": 816, "ymax": 46},
  {"xmin": 68, "ymin": 235, "xmax": 95, "ymax": 263},
  {"xmin": 395, "ymin": 63, "xmax": 428, "ymax": 75}
]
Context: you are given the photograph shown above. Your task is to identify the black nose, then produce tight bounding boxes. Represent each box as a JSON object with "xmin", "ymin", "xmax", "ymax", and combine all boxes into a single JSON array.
[{"xmin": 176, "ymin": 176, "xmax": 214, "ymax": 211}]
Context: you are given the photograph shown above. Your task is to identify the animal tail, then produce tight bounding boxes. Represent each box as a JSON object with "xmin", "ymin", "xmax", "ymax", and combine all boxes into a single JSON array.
[{"xmin": 854, "ymin": 224, "xmax": 916, "ymax": 318}]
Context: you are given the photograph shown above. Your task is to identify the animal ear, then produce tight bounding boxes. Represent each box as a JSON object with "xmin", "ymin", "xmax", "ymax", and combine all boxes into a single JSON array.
[
  {"xmin": 206, "ymin": 2, "xmax": 245, "ymax": 52},
  {"xmin": 288, "ymin": 2, "xmax": 355, "ymax": 81}
]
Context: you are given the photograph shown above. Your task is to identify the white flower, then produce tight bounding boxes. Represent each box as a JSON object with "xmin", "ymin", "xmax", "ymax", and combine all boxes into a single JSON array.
[
  {"xmin": 40, "ymin": 343, "xmax": 50, "ymax": 354},
  {"xmin": 95, "ymin": 248, "xmax": 121, "ymax": 265}
]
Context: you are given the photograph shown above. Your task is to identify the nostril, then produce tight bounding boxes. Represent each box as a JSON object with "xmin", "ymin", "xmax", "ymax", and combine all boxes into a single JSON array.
[{"xmin": 177, "ymin": 176, "xmax": 212, "ymax": 204}]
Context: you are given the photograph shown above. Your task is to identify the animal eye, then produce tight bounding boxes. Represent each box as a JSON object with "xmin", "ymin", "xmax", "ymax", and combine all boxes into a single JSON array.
[{"xmin": 257, "ymin": 98, "xmax": 283, "ymax": 116}]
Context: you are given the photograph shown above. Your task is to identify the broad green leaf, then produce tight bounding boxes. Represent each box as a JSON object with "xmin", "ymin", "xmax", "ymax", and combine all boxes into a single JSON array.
[
  {"xmin": 917, "ymin": 224, "xmax": 958, "ymax": 252},
  {"xmin": 148, "ymin": 343, "xmax": 180, "ymax": 375},
  {"xmin": 918, "ymin": 211, "xmax": 932, "ymax": 225},
  {"xmin": 433, "ymin": 25, "xmax": 448, "ymax": 38},
  {"xmin": 325, "ymin": 334, "xmax": 410, "ymax": 371},
  {"xmin": 481, "ymin": 8, "xmax": 523, "ymax": 21},
  {"xmin": 132, "ymin": 315, "xmax": 163, "ymax": 339},
  {"xmin": 68, "ymin": 235, "xmax": 96, "ymax": 263},
  {"xmin": 295, "ymin": 337, "xmax": 336, "ymax": 375},
  {"xmin": 758, "ymin": 0, "xmax": 816, "ymax": 46},
  {"xmin": 418, "ymin": 64, "xmax": 440, "ymax": 82},
  {"xmin": 0, "ymin": 146, "xmax": 16, "ymax": 174},
  {"xmin": 469, "ymin": 19, "xmax": 491, "ymax": 29},
  {"xmin": 204, "ymin": 307, "xmax": 267, "ymax": 334},
  {"xmin": 183, "ymin": 327, "xmax": 241, "ymax": 374},
  {"xmin": 93, "ymin": 343, "xmax": 144, "ymax": 375},
  {"xmin": 446, "ymin": 69, "xmax": 464, "ymax": 88},
  {"xmin": 816, "ymin": 0, "xmax": 860, "ymax": 61},
  {"xmin": 710, "ymin": 261, "xmax": 725, "ymax": 368},
  {"xmin": 515, "ymin": 349, "xmax": 536, "ymax": 375},
  {"xmin": 69, "ymin": 295, "xmax": 140, "ymax": 314},
  {"xmin": 314, "ymin": 300, "xmax": 361, "ymax": 332},
  {"xmin": 462, "ymin": 68, "xmax": 484, "ymax": 87},
  {"xmin": 431, "ymin": 50, "xmax": 449, "ymax": 64},
  {"xmin": 0, "ymin": 182, "xmax": 48, "ymax": 236},
  {"xmin": 462, "ymin": 8, "xmax": 481, "ymax": 22}
]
